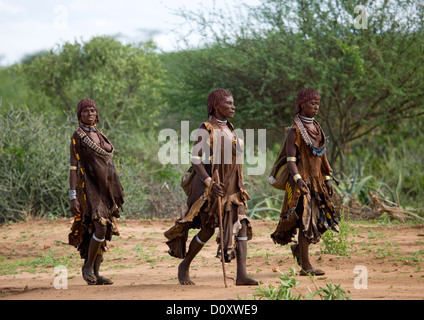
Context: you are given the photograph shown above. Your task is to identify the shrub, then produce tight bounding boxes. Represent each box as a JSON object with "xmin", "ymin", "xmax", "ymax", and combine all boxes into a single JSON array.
[
  {"xmin": 0, "ymin": 106, "xmax": 70, "ymax": 222},
  {"xmin": 245, "ymin": 268, "xmax": 351, "ymax": 300},
  {"xmin": 320, "ymin": 210, "xmax": 356, "ymax": 256}
]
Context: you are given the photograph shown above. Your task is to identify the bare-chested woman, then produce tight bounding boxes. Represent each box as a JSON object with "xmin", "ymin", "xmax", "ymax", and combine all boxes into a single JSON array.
[{"xmin": 68, "ymin": 99, "xmax": 124, "ymax": 285}]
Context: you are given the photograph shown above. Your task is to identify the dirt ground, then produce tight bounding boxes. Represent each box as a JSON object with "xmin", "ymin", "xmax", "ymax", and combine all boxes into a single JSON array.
[{"xmin": 0, "ymin": 218, "xmax": 423, "ymax": 300}]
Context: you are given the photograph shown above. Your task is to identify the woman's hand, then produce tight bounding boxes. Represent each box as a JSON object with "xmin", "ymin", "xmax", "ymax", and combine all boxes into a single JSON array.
[
  {"xmin": 70, "ymin": 199, "xmax": 81, "ymax": 216},
  {"xmin": 325, "ymin": 179, "xmax": 334, "ymax": 197},
  {"xmin": 211, "ymin": 182, "xmax": 225, "ymax": 197},
  {"xmin": 297, "ymin": 179, "xmax": 310, "ymax": 196}
]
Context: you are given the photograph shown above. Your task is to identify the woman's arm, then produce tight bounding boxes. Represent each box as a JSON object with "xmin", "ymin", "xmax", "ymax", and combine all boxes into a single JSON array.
[
  {"xmin": 191, "ymin": 126, "xmax": 224, "ymax": 197},
  {"xmin": 69, "ymin": 141, "xmax": 81, "ymax": 215},
  {"xmin": 286, "ymin": 129, "xmax": 309, "ymax": 195},
  {"xmin": 321, "ymin": 154, "xmax": 334, "ymax": 197}
]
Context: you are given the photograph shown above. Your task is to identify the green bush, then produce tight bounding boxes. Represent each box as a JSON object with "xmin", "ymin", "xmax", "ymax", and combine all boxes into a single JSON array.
[
  {"xmin": 0, "ymin": 106, "xmax": 70, "ymax": 222},
  {"xmin": 245, "ymin": 268, "xmax": 351, "ymax": 300},
  {"xmin": 320, "ymin": 210, "xmax": 356, "ymax": 256},
  {"xmin": 0, "ymin": 105, "xmax": 187, "ymax": 222}
]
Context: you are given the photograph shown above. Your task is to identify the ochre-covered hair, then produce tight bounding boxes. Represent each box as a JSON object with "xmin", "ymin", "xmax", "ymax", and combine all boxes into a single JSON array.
[
  {"xmin": 207, "ymin": 89, "xmax": 233, "ymax": 117},
  {"xmin": 296, "ymin": 88, "xmax": 321, "ymax": 114},
  {"xmin": 77, "ymin": 98, "xmax": 99, "ymax": 124}
]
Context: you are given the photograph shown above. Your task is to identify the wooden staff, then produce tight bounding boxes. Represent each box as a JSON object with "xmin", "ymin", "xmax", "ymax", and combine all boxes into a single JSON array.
[{"xmin": 213, "ymin": 169, "xmax": 228, "ymax": 288}]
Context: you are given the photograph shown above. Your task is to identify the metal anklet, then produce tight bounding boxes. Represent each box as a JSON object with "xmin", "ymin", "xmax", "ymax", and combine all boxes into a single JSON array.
[
  {"xmin": 92, "ymin": 234, "xmax": 105, "ymax": 243},
  {"xmin": 195, "ymin": 234, "xmax": 207, "ymax": 245}
]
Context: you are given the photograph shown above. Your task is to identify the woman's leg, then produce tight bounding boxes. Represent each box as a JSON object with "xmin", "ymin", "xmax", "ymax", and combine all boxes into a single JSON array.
[
  {"xmin": 178, "ymin": 226, "xmax": 214, "ymax": 285},
  {"xmin": 235, "ymin": 220, "xmax": 258, "ymax": 286},
  {"xmin": 82, "ymin": 220, "xmax": 106, "ymax": 284},
  {"xmin": 298, "ymin": 221, "xmax": 325, "ymax": 276},
  {"xmin": 93, "ymin": 254, "xmax": 113, "ymax": 285},
  {"xmin": 298, "ymin": 225, "xmax": 313, "ymax": 271}
]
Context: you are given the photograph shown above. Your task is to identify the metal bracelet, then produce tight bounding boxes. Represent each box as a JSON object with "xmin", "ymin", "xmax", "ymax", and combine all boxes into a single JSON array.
[
  {"xmin": 293, "ymin": 174, "xmax": 302, "ymax": 183},
  {"xmin": 69, "ymin": 189, "xmax": 77, "ymax": 201},
  {"xmin": 204, "ymin": 177, "xmax": 212, "ymax": 187}
]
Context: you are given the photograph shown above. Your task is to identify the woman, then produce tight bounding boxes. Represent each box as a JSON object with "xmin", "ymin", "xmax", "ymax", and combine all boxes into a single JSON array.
[
  {"xmin": 68, "ymin": 98, "xmax": 124, "ymax": 285},
  {"xmin": 269, "ymin": 88, "xmax": 338, "ymax": 276},
  {"xmin": 164, "ymin": 89, "xmax": 257, "ymax": 286}
]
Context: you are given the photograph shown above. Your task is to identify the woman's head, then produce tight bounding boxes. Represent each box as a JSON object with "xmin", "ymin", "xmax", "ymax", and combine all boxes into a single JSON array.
[
  {"xmin": 207, "ymin": 89, "xmax": 233, "ymax": 117},
  {"xmin": 296, "ymin": 88, "xmax": 321, "ymax": 115},
  {"xmin": 77, "ymin": 99, "xmax": 99, "ymax": 125}
]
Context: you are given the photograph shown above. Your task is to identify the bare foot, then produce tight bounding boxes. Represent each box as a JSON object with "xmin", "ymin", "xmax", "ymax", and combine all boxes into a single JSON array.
[
  {"xmin": 300, "ymin": 267, "xmax": 325, "ymax": 276},
  {"xmin": 95, "ymin": 276, "xmax": 114, "ymax": 285},
  {"xmin": 236, "ymin": 275, "xmax": 258, "ymax": 286},
  {"xmin": 178, "ymin": 261, "xmax": 195, "ymax": 285},
  {"xmin": 82, "ymin": 267, "xmax": 97, "ymax": 285}
]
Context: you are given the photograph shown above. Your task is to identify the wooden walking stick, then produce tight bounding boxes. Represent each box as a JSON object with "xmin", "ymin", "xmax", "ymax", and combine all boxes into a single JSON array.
[{"xmin": 213, "ymin": 169, "xmax": 228, "ymax": 288}]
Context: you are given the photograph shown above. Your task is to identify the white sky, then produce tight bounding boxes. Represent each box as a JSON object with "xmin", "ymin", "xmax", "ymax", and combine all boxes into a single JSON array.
[{"xmin": 0, "ymin": 0, "xmax": 260, "ymax": 66}]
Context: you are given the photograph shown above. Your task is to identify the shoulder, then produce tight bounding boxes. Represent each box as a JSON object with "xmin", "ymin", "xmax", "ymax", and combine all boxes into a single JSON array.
[
  {"xmin": 286, "ymin": 126, "xmax": 297, "ymax": 139},
  {"xmin": 286, "ymin": 125, "xmax": 301, "ymax": 147},
  {"xmin": 200, "ymin": 121, "xmax": 216, "ymax": 132},
  {"xmin": 70, "ymin": 129, "xmax": 79, "ymax": 141}
]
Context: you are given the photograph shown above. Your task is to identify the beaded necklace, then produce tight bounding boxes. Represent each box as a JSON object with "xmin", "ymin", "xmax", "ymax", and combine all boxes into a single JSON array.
[
  {"xmin": 294, "ymin": 114, "xmax": 326, "ymax": 156},
  {"xmin": 77, "ymin": 127, "xmax": 113, "ymax": 157}
]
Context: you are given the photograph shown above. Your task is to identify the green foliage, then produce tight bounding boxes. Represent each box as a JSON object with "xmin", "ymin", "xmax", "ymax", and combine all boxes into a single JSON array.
[
  {"xmin": 1, "ymin": 1, "xmax": 424, "ymax": 223},
  {"xmin": 334, "ymin": 171, "xmax": 374, "ymax": 206},
  {"xmin": 320, "ymin": 210, "xmax": 356, "ymax": 256},
  {"xmin": 247, "ymin": 195, "xmax": 281, "ymax": 220},
  {"xmin": 313, "ymin": 282, "xmax": 351, "ymax": 300},
  {"xmin": 0, "ymin": 103, "xmax": 185, "ymax": 223},
  {"xmin": 19, "ymin": 36, "xmax": 165, "ymax": 131},
  {"xmin": 0, "ymin": 67, "xmax": 29, "ymax": 107},
  {"xmin": 252, "ymin": 269, "xmax": 302, "ymax": 300},
  {"xmin": 343, "ymin": 121, "xmax": 424, "ymax": 214},
  {"xmin": 247, "ymin": 268, "xmax": 351, "ymax": 300},
  {"xmin": 0, "ymin": 106, "xmax": 70, "ymax": 222},
  {"xmin": 166, "ymin": 0, "xmax": 424, "ymax": 171},
  {"xmin": 111, "ymin": 130, "xmax": 186, "ymax": 219}
]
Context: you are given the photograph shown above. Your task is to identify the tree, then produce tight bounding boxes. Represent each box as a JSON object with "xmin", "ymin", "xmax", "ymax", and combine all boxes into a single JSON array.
[
  {"xmin": 20, "ymin": 36, "xmax": 165, "ymax": 130},
  {"xmin": 165, "ymin": 0, "xmax": 424, "ymax": 173}
]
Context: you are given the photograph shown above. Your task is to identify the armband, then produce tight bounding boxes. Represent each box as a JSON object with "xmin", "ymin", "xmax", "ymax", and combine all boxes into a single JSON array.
[
  {"xmin": 293, "ymin": 174, "xmax": 302, "ymax": 183},
  {"xmin": 204, "ymin": 177, "xmax": 212, "ymax": 187},
  {"xmin": 69, "ymin": 190, "xmax": 77, "ymax": 201}
]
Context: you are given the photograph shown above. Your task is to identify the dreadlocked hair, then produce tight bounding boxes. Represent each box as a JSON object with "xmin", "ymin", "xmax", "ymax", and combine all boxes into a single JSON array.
[
  {"xmin": 296, "ymin": 88, "xmax": 321, "ymax": 114},
  {"xmin": 77, "ymin": 98, "xmax": 100, "ymax": 124},
  {"xmin": 207, "ymin": 89, "xmax": 233, "ymax": 117}
]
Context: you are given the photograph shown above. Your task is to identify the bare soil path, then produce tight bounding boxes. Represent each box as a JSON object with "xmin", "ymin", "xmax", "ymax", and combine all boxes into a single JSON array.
[{"xmin": 1, "ymin": 218, "xmax": 423, "ymax": 300}]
